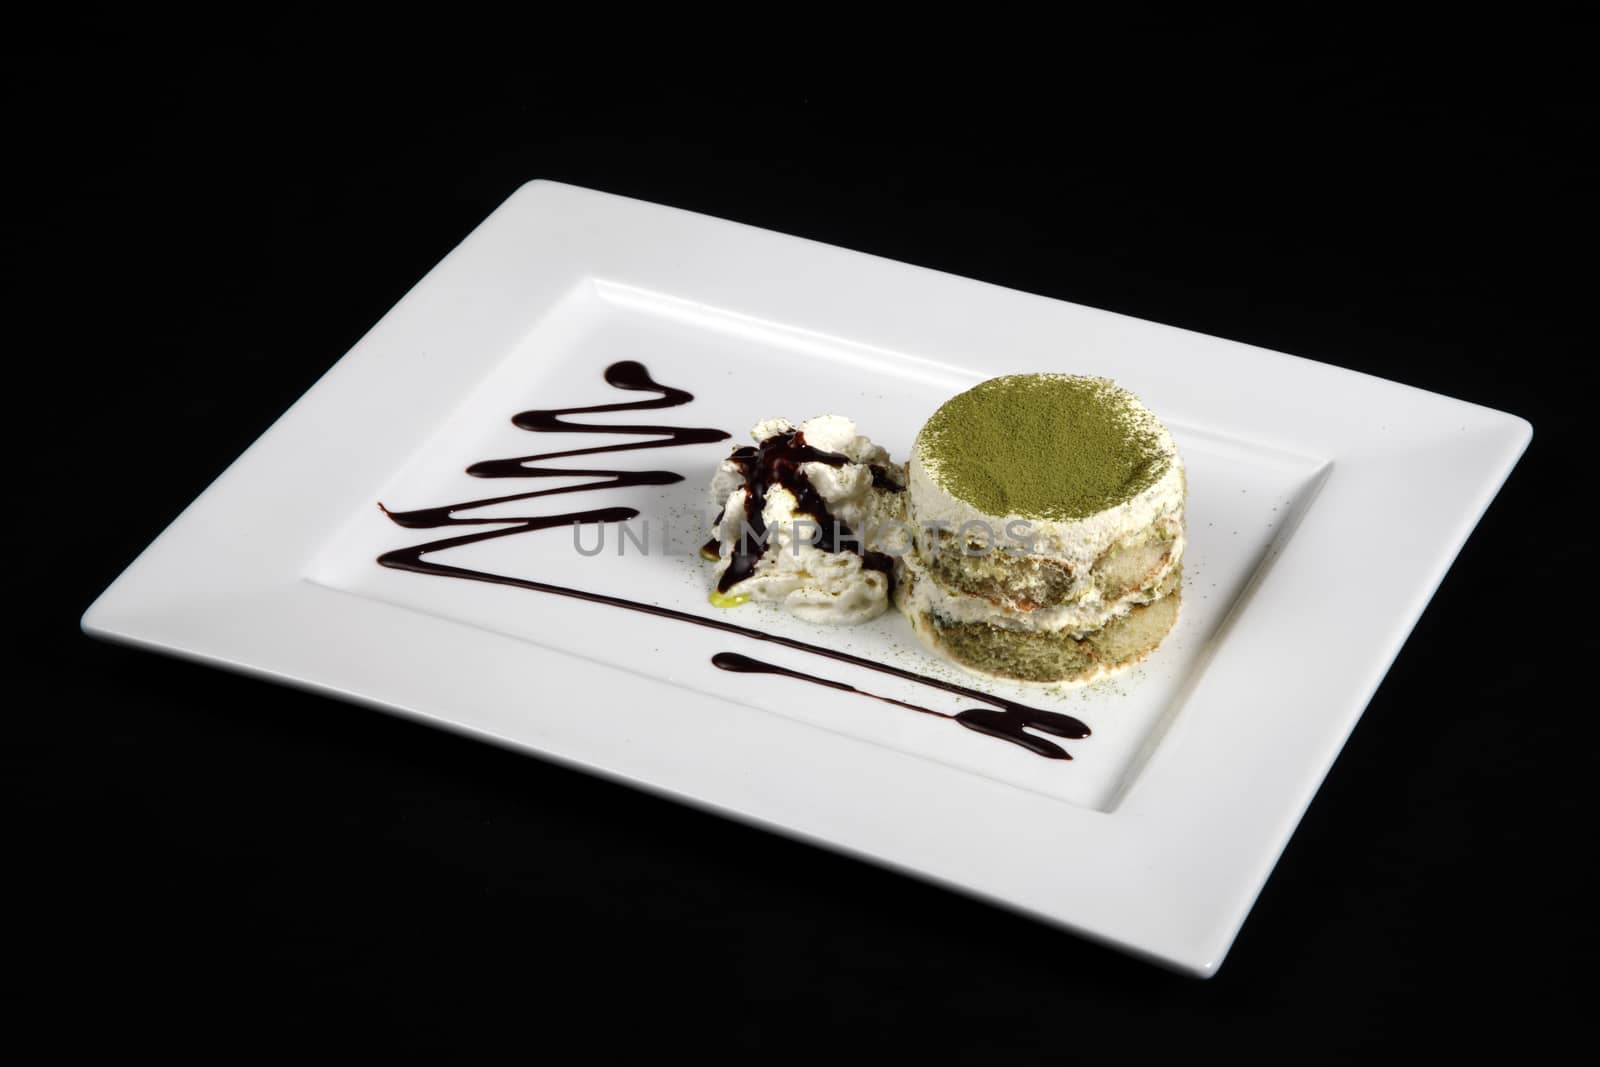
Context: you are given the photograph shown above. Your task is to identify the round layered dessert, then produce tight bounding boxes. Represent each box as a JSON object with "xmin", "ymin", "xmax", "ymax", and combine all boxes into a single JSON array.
[{"xmin": 895, "ymin": 373, "xmax": 1185, "ymax": 683}]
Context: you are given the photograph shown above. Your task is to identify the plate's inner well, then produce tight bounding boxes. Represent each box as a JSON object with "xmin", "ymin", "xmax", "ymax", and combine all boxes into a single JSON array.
[{"xmin": 311, "ymin": 281, "xmax": 1329, "ymax": 811}]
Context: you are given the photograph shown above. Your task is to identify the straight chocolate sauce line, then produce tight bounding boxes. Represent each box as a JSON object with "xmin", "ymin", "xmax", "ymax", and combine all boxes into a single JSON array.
[
  {"xmin": 377, "ymin": 360, "xmax": 1090, "ymax": 760},
  {"xmin": 711, "ymin": 651, "xmax": 953, "ymax": 720},
  {"xmin": 712, "ymin": 652, "xmax": 1085, "ymax": 760}
]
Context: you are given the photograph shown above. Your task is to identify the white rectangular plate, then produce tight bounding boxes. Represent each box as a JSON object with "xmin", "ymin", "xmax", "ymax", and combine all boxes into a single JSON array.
[{"xmin": 83, "ymin": 181, "xmax": 1530, "ymax": 975}]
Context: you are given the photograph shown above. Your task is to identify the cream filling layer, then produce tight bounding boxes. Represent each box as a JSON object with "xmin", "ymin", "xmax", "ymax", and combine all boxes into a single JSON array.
[
  {"xmin": 908, "ymin": 443, "xmax": 1186, "ymax": 566},
  {"xmin": 896, "ymin": 533, "xmax": 1184, "ymax": 637}
]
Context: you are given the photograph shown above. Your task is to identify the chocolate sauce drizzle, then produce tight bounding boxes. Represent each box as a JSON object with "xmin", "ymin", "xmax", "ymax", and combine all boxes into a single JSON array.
[
  {"xmin": 711, "ymin": 652, "xmax": 1088, "ymax": 759},
  {"xmin": 377, "ymin": 361, "xmax": 1090, "ymax": 760},
  {"xmin": 712, "ymin": 652, "xmax": 953, "ymax": 720}
]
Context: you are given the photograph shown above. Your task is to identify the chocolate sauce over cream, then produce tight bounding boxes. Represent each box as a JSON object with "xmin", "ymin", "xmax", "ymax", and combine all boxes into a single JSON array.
[
  {"xmin": 377, "ymin": 361, "xmax": 1090, "ymax": 760},
  {"xmin": 714, "ymin": 430, "xmax": 896, "ymax": 594},
  {"xmin": 870, "ymin": 464, "xmax": 905, "ymax": 493}
]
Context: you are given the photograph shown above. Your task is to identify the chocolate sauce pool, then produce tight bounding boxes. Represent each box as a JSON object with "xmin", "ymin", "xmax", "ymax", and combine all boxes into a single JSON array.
[{"xmin": 377, "ymin": 360, "xmax": 1090, "ymax": 760}]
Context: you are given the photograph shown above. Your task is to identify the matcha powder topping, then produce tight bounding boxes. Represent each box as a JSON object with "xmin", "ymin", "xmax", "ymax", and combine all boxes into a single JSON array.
[{"xmin": 918, "ymin": 374, "xmax": 1174, "ymax": 520}]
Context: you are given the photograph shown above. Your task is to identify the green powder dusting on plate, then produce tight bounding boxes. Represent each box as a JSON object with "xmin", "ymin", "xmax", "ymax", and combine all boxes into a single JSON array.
[{"xmin": 918, "ymin": 374, "xmax": 1173, "ymax": 520}]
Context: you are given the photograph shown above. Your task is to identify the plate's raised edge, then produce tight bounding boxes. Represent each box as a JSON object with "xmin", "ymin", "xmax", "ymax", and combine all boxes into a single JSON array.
[
  {"xmin": 1168, "ymin": 413, "xmax": 1531, "ymax": 975},
  {"xmin": 533, "ymin": 180, "xmax": 1536, "ymax": 445}
]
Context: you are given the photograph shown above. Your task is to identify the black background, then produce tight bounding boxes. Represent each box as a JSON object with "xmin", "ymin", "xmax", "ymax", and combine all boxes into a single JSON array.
[{"xmin": 8, "ymin": 17, "xmax": 1594, "ymax": 1058}]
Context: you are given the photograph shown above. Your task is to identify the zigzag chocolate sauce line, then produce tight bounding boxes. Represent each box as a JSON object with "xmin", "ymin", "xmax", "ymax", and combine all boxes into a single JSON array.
[{"xmin": 377, "ymin": 360, "xmax": 1091, "ymax": 760}]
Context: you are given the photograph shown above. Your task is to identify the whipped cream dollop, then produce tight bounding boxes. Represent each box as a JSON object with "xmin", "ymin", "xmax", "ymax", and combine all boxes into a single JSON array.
[{"xmin": 705, "ymin": 415, "xmax": 906, "ymax": 625}]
